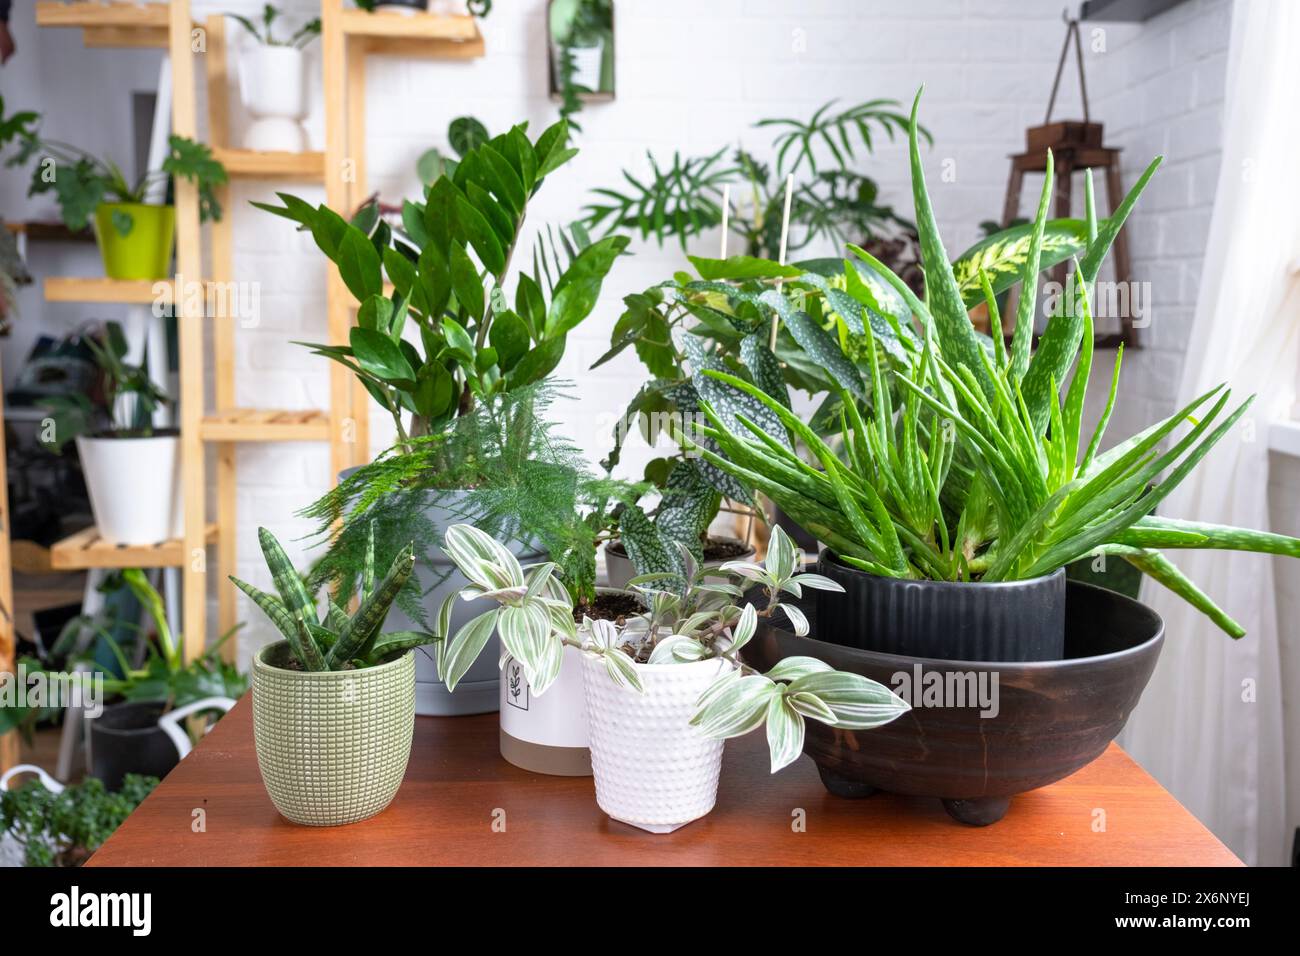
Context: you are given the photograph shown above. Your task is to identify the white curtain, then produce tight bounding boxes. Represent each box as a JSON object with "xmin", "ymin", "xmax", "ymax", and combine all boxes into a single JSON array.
[{"xmin": 1119, "ymin": 0, "xmax": 1300, "ymax": 866}]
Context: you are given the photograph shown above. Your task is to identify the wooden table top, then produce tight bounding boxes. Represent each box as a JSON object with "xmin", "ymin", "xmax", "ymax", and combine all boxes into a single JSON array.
[{"xmin": 89, "ymin": 696, "xmax": 1240, "ymax": 867}]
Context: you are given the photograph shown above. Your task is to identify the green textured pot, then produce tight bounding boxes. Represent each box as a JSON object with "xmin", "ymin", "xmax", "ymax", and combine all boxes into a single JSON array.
[
  {"xmin": 252, "ymin": 642, "xmax": 415, "ymax": 827},
  {"xmin": 93, "ymin": 202, "xmax": 174, "ymax": 280}
]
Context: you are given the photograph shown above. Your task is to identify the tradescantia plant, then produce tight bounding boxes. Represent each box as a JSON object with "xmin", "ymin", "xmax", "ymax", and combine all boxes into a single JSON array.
[
  {"xmin": 690, "ymin": 90, "xmax": 1300, "ymax": 638},
  {"xmin": 231, "ymin": 525, "xmax": 432, "ymax": 671},
  {"xmin": 255, "ymin": 118, "xmax": 627, "ymax": 452},
  {"xmin": 435, "ymin": 523, "xmax": 909, "ymax": 771}
]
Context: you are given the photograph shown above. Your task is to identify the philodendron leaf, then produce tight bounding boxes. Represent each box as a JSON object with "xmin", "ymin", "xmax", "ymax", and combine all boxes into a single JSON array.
[
  {"xmin": 687, "ymin": 255, "xmax": 803, "ymax": 281},
  {"xmin": 950, "ymin": 218, "xmax": 1087, "ymax": 308}
]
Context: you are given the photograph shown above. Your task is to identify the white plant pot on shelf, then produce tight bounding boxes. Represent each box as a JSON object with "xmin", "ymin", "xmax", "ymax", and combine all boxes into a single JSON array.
[
  {"xmin": 76, "ymin": 433, "xmax": 182, "ymax": 545},
  {"xmin": 581, "ymin": 653, "xmax": 728, "ymax": 833},
  {"xmin": 239, "ymin": 46, "xmax": 307, "ymax": 153}
]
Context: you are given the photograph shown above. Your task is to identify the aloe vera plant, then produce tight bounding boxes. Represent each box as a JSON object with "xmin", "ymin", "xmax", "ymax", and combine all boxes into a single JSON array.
[
  {"xmin": 231, "ymin": 525, "xmax": 432, "ymax": 671},
  {"xmin": 435, "ymin": 522, "xmax": 909, "ymax": 771},
  {"xmin": 690, "ymin": 90, "xmax": 1300, "ymax": 638}
]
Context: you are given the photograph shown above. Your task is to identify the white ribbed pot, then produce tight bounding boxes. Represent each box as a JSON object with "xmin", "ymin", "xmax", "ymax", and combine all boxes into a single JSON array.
[
  {"xmin": 581, "ymin": 653, "xmax": 729, "ymax": 833},
  {"xmin": 75, "ymin": 433, "xmax": 181, "ymax": 545}
]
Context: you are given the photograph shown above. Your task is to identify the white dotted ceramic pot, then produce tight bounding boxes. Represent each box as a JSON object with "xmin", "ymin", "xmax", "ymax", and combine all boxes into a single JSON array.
[{"xmin": 581, "ymin": 653, "xmax": 728, "ymax": 833}]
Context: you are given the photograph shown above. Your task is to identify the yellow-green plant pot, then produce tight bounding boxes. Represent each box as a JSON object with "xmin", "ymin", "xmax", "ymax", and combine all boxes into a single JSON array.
[
  {"xmin": 93, "ymin": 202, "xmax": 175, "ymax": 280},
  {"xmin": 252, "ymin": 642, "xmax": 415, "ymax": 827}
]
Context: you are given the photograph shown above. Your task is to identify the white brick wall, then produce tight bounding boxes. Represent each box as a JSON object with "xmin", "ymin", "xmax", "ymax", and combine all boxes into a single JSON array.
[{"xmin": 0, "ymin": 0, "xmax": 1234, "ymax": 661}]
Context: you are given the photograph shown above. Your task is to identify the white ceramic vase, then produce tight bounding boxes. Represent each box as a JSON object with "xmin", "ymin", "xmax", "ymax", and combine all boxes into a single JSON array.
[
  {"xmin": 76, "ymin": 434, "xmax": 182, "ymax": 545},
  {"xmin": 581, "ymin": 653, "xmax": 729, "ymax": 833},
  {"xmin": 239, "ymin": 46, "xmax": 307, "ymax": 152}
]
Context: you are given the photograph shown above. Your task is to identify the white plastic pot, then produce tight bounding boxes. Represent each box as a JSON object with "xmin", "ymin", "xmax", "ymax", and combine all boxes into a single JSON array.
[
  {"xmin": 566, "ymin": 42, "xmax": 604, "ymax": 90},
  {"xmin": 76, "ymin": 433, "xmax": 181, "ymax": 545},
  {"xmin": 581, "ymin": 653, "xmax": 729, "ymax": 833},
  {"xmin": 239, "ymin": 46, "xmax": 307, "ymax": 152}
]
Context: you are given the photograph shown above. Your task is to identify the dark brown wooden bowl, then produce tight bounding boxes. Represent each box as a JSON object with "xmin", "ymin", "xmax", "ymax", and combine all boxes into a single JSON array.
[{"xmin": 744, "ymin": 581, "xmax": 1164, "ymax": 825}]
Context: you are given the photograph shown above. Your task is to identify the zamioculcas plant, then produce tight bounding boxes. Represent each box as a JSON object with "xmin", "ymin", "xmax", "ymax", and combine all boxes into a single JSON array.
[
  {"xmin": 254, "ymin": 118, "xmax": 627, "ymax": 452},
  {"xmin": 690, "ymin": 90, "xmax": 1300, "ymax": 640},
  {"xmin": 436, "ymin": 522, "xmax": 908, "ymax": 774},
  {"xmin": 231, "ymin": 524, "xmax": 430, "ymax": 670}
]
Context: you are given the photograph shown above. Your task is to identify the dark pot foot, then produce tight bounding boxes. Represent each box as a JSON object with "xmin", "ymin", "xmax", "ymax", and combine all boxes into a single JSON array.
[
  {"xmin": 817, "ymin": 765, "xmax": 877, "ymax": 799},
  {"xmin": 941, "ymin": 796, "xmax": 1011, "ymax": 826}
]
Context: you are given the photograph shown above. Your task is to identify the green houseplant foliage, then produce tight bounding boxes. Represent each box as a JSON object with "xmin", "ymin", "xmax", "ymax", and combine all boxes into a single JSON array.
[
  {"xmin": 225, "ymin": 4, "xmax": 321, "ymax": 47},
  {"xmin": 582, "ymin": 99, "xmax": 924, "ymax": 262},
  {"xmin": 435, "ymin": 522, "xmax": 909, "ymax": 772},
  {"xmin": 255, "ymin": 118, "xmax": 627, "ymax": 450},
  {"xmin": 691, "ymin": 90, "xmax": 1300, "ymax": 638},
  {"xmin": 234, "ymin": 525, "xmax": 422, "ymax": 826},
  {"xmin": 1, "ymin": 774, "xmax": 157, "ymax": 867},
  {"xmin": 37, "ymin": 321, "xmax": 169, "ymax": 453}
]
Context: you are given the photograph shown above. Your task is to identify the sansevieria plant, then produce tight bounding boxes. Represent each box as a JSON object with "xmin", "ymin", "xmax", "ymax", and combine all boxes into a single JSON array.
[
  {"xmin": 691, "ymin": 90, "xmax": 1300, "ymax": 639},
  {"xmin": 234, "ymin": 524, "xmax": 425, "ymax": 826},
  {"xmin": 232, "ymin": 524, "xmax": 431, "ymax": 670}
]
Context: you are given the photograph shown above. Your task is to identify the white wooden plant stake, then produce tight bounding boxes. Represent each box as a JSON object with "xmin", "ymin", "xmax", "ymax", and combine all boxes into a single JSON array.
[{"xmin": 769, "ymin": 173, "xmax": 794, "ymax": 349}]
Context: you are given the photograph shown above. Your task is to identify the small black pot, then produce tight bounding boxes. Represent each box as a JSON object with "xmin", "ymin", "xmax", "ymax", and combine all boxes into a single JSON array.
[
  {"xmin": 745, "ymin": 582, "xmax": 1164, "ymax": 825},
  {"xmin": 89, "ymin": 701, "xmax": 178, "ymax": 791},
  {"xmin": 815, "ymin": 550, "xmax": 1067, "ymax": 662}
]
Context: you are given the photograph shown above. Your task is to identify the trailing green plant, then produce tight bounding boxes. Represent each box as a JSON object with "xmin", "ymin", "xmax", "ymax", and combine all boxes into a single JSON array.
[
  {"xmin": 582, "ymin": 99, "xmax": 921, "ymax": 261},
  {"xmin": 0, "ymin": 97, "xmax": 228, "ymax": 229},
  {"xmin": 436, "ymin": 522, "xmax": 908, "ymax": 771},
  {"xmin": 37, "ymin": 320, "xmax": 169, "ymax": 452},
  {"xmin": 226, "ymin": 4, "xmax": 320, "ymax": 47},
  {"xmin": 254, "ymin": 118, "xmax": 627, "ymax": 451},
  {"xmin": 231, "ymin": 524, "xmax": 432, "ymax": 671},
  {"xmin": 689, "ymin": 90, "xmax": 1300, "ymax": 638},
  {"xmin": 1, "ymin": 773, "xmax": 157, "ymax": 867}
]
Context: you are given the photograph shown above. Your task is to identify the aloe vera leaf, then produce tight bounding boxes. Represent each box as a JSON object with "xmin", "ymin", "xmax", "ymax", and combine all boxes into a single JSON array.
[
  {"xmin": 905, "ymin": 89, "xmax": 995, "ymax": 401},
  {"xmin": 1080, "ymin": 344, "xmax": 1123, "ymax": 472},
  {"xmin": 1029, "ymin": 395, "xmax": 1253, "ymax": 575},
  {"xmin": 1010, "ymin": 149, "xmax": 1053, "ymax": 383},
  {"xmin": 1023, "ymin": 157, "xmax": 1162, "ymax": 433},
  {"xmin": 979, "ymin": 268, "xmax": 1007, "ymax": 370},
  {"xmin": 1126, "ymin": 516, "xmax": 1300, "ymax": 556},
  {"xmin": 1112, "ymin": 546, "xmax": 1244, "ymax": 638},
  {"xmin": 690, "ymin": 445, "xmax": 878, "ymax": 563},
  {"xmin": 1061, "ymin": 266, "xmax": 1094, "ymax": 474}
]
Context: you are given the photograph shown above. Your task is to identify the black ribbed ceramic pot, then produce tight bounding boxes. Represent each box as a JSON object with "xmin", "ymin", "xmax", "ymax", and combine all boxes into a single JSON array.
[
  {"xmin": 745, "ymin": 582, "xmax": 1164, "ymax": 825},
  {"xmin": 815, "ymin": 550, "xmax": 1067, "ymax": 662}
]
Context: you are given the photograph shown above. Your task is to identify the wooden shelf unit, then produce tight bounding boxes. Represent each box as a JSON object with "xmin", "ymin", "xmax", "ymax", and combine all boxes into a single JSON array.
[
  {"xmin": 212, "ymin": 148, "xmax": 325, "ymax": 181},
  {"xmin": 28, "ymin": 1, "xmax": 211, "ymax": 664},
  {"xmin": 35, "ymin": 1, "xmax": 172, "ymax": 48},
  {"xmin": 199, "ymin": 409, "xmax": 331, "ymax": 442},
  {"xmin": 43, "ymin": 276, "xmax": 166, "ymax": 304},
  {"xmin": 50, "ymin": 524, "xmax": 218, "ymax": 571}
]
